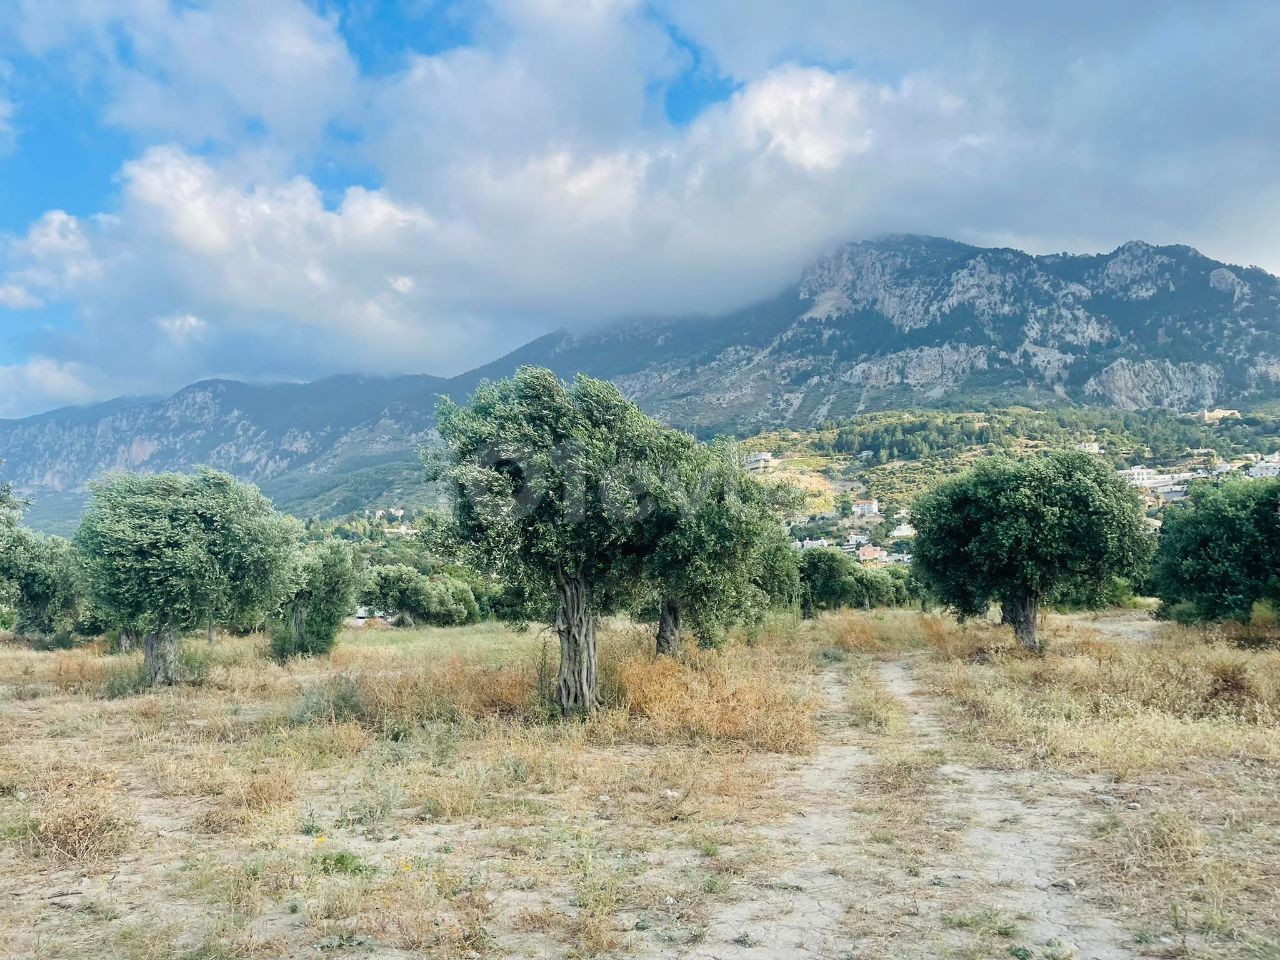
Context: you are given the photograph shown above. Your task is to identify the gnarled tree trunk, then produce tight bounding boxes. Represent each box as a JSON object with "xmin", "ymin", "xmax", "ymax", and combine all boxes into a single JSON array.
[
  {"xmin": 1001, "ymin": 596, "xmax": 1043, "ymax": 654},
  {"xmin": 554, "ymin": 572, "xmax": 598, "ymax": 716},
  {"xmin": 655, "ymin": 597, "xmax": 681, "ymax": 656},
  {"xmin": 117, "ymin": 628, "xmax": 139, "ymax": 654},
  {"xmin": 144, "ymin": 628, "xmax": 180, "ymax": 686},
  {"xmin": 207, "ymin": 618, "xmax": 217, "ymax": 645}
]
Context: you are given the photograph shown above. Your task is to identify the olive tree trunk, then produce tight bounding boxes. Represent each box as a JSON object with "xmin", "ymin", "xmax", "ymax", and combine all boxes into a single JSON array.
[
  {"xmin": 207, "ymin": 618, "xmax": 216, "ymax": 645},
  {"xmin": 554, "ymin": 572, "xmax": 598, "ymax": 716},
  {"xmin": 144, "ymin": 628, "xmax": 180, "ymax": 686},
  {"xmin": 655, "ymin": 597, "xmax": 681, "ymax": 656},
  {"xmin": 1001, "ymin": 596, "xmax": 1043, "ymax": 654},
  {"xmin": 117, "ymin": 628, "xmax": 139, "ymax": 654}
]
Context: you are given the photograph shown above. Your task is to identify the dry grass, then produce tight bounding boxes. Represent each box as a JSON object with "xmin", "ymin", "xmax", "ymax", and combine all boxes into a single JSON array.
[
  {"xmin": 917, "ymin": 614, "xmax": 1280, "ymax": 956},
  {"xmin": 16, "ymin": 765, "xmax": 137, "ymax": 864},
  {"xmin": 613, "ymin": 649, "xmax": 819, "ymax": 752},
  {"xmin": 5, "ymin": 609, "xmax": 1276, "ymax": 958},
  {"xmin": 922, "ymin": 626, "xmax": 1280, "ymax": 774},
  {"xmin": 0, "ymin": 615, "xmax": 823, "ymax": 959}
]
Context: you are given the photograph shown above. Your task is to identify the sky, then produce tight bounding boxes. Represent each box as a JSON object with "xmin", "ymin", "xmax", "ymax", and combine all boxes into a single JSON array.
[{"xmin": 0, "ymin": 1, "xmax": 1277, "ymax": 418}]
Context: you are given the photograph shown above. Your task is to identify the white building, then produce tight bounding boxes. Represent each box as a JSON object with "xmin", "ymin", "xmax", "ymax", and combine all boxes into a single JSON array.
[
  {"xmin": 743, "ymin": 452, "xmax": 774, "ymax": 472},
  {"xmin": 792, "ymin": 538, "xmax": 831, "ymax": 550},
  {"xmin": 850, "ymin": 498, "xmax": 880, "ymax": 518},
  {"xmin": 1076, "ymin": 441, "xmax": 1105, "ymax": 455},
  {"xmin": 1118, "ymin": 466, "xmax": 1159, "ymax": 487},
  {"xmin": 889, "ymin": 523, "xmax": 916, "ymax": 539}
]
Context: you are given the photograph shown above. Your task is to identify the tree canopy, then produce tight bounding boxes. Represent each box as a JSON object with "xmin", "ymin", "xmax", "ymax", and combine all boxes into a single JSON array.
[
  {"xmin": 1150, "ymin": 478, "xmax": 1280, "ymax": 623},
  {"xmin": 272, "ymin": 539, "xmax": 362, "ymax": 660},
  {"xmin": 798, "ymin": 547, "xmax": 899, "ymax": 616},
  {"xmin": 911, "ymin": 451, "xmax": 1153, "ymax": 652},
  {"xmin": 77, "ymin": 469, "xmax": 296, "ymax": 684},
  {"xmin": 361, "ymin": 563, "xmax": 480, "ymax": 627},
  {"xmin": 640, "ymin": 436, "xmax": 790, "ymax": 653}
]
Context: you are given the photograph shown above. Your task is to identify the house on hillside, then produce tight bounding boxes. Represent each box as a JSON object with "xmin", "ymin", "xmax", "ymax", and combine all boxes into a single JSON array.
[
  {"xmin": 743, "ymin": 451, "xmax": 773, "ymax": 472},
  {"xmin": 889, "ymin": 523, "xmax": 916, "ymax": 539},
  {"xmin": 1118, "ymin": 466, "xmax": 1159, "ymax": 487},
  {"xmin": 793, "ymin": 538, "xmax": 831, "ymax": 550},
  {"xmin": 1195, "ymin": 408, "xmax": 1241, "ymax": 424},
  {"xmin": 850, "ymin": 499, "xmax": 880, "ymax": 518},
  {"xmin": 856, "ymin": 545, "xmax": 888, "ymax": 562},
  {"xmin": 1076, "ymin": 441, "xmax": 1105, "ymax": 455}
]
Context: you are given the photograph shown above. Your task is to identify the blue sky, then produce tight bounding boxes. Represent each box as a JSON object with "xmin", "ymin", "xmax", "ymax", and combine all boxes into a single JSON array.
[{"xmin": 0, "ymin": 0, "xmax": 1277, "ymax": 416}]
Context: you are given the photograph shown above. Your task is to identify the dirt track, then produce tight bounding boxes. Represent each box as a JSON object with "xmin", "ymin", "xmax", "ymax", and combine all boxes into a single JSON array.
[{"xmin": 641, "ymin": 653, "xmax": 1144, "ymax": 959}]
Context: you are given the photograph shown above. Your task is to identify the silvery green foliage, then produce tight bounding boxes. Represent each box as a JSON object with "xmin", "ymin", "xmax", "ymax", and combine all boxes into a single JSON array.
[
  {"xmin": 272, "ymin": 539, "xmax": 361, "ymax": 659},
  {"xmin": 433, "ymin": 366, "xmax": 663, "ymax": 615},
  {"xmin": 639, "ymin": 435, "xmax": 794, "ymax": 647},
  {"xmin": 76, "ymin": 468, "xmax": 297, "ymax": 635}
]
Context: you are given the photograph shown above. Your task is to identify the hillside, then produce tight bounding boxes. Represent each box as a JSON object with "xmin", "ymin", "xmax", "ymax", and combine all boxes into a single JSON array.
[
  {"xmin": 5, "ymin": 234, "xmax": 1280, "ymax": 530},
  {"xmin": 745, "ymin": 407, "xmax": 1280, "ymax": 545}
]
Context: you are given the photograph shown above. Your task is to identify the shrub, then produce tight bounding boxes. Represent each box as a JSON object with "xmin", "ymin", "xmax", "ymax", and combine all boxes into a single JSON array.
[
  {"xmin": 25, "ymin": 768, "xmax": 136, "ymax": 863},
  {"xmin": 362, "ymin": 565, "xmax": 480, "ymax": 628},
  {"xmin": 272, "ymin": 541, "xmax": 361, "ymax": 660}
]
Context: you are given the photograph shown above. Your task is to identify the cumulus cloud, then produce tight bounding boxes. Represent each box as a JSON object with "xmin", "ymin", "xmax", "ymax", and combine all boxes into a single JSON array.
[
  {"xmin": 5, "ymin": 0, "xmax": 358, "ymax": 155},
  {"xmin": 0, "ymin": 357, "xmax": 104, "ymax": 418},
  {"xmin": 0, "ymin": 0, "xmax": 1278, "ymax": 416}
]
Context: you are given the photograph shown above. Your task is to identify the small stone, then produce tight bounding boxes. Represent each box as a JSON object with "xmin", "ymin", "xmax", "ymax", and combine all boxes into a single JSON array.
[
  {"xmin": 1126, "ymin": 801, "xmax": 1141, "ymax": 810},
  {"xmin": 1051, "ymin": 877, "xmax": 1078, "ymax": 891}
]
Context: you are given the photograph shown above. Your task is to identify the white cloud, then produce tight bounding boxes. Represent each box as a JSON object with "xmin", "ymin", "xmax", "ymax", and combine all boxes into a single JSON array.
[
  {"xmin": 7, "ymin": 0, "xmax": 358, "ymax": 155},
  {"xmin": 0, "ymin": 357, "xmax": 102, "ymax": 417},
  {"xmin": 0, "ymin": 283, "xmax": 41, "ymax": 308},
  {"xmin": 1, "ymin": 0, "xmax": 1279, "ymax": 417},
  {"xmin": 0, "ymin": 95, "xmax": 13, "ymax": 153},
  {"xmin": 155, "ymin": 313, "xmax": 206, "ymax": 343}
]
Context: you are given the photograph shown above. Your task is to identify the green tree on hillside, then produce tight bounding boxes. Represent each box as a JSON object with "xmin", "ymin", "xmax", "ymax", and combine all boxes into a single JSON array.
[
  {"xmin": 0, "ymin": 526, "xmax": 84, "ymax": 642},
  {"xmin": 1150, "ymin": 478, "xmax": 1280, "ymax": 622},
  {"xmin": 432, "ymin": 367, "xmax": 661, "ymax": 715},
  {"xmin": 912, "ymin": 451, "xmax": 1153, "ymax": 653},
  {"xmin": 77, "ymin": 470, "xmax": 296, "ymax": 686},
  {"xmin": 798, "ymin": 547, "xmax": 893, "ymax": 615}
]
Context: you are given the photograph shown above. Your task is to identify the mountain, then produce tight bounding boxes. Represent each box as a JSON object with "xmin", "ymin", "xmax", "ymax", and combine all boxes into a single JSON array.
[
  {"xmin": 1, "ymin": 375, "xmax": 448, "ymax": 531},
  {"xmin": 502, "ymin": 235, "xmax": 1280, "ymax": 434},
  {"xmin": 5, "ymin": 235, "xmax": 1280, "ymax": 530}
]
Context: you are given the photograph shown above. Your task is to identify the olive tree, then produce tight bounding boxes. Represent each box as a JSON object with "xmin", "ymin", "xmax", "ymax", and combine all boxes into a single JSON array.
[
  {"xmin": 77, "ymin": 469, "xmax": 296, "ymax": 685},
  {"xmin": 271, "ymin": 540, "xmax": 361, "ymax": 660},
  {"xmin": 0, "ymin": 525, "xmax": 84, "ymax": 642},
  {"xmin": 1150, "ymin": 477, "xmax": 1280, "ymax": 622},
  {"xmin": 641, "ymin": 437, "xmax": 796, "ymax": 653},
  {"xmin": 433, "ymin": 367, "xmax": 660, "ymax": 715},
  {"xmin": 912, "ymin": 451, "xmax": 1153, "ymax": 653},
  {"xmin": 798, "ymin": 547, "xmax": 889, "ymax": 616},
  {"xmin": 361, "ymin": 563, "xmax": 479, "ymax": 626}
]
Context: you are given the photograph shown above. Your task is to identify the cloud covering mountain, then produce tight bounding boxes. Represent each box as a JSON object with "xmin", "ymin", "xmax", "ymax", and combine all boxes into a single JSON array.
[{"xmin": 0, "ymin": 1, "xmax": 1277, "ymax": 416}]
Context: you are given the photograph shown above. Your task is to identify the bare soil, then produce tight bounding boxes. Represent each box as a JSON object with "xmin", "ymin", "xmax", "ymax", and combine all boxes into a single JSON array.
[{"xmin": 640, "ymin": 656, "xmax": 1147, "ymax": 960}]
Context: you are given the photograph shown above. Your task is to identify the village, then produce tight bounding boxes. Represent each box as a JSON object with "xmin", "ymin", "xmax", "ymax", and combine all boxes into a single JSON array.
[{"xmin": 742, "ymin": 410, "xmax": 1280, "ymax": 569}]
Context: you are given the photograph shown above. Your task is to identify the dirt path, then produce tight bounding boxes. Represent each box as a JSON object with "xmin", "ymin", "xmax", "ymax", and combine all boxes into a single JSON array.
[
  {"xmin": 878, "ymin": 657, "xmax": 1137, "ymax": 960},
  {"xmin": 674, "ymin": 668, "xmax": 876, "ymax": 959},
  {"xmin": 651, "ymin": 658, "xmax": 1141, "ymax": 960},
  {"xmin": 1050, "ymin": 610, "xmax": 1163, "ymax": 645}
]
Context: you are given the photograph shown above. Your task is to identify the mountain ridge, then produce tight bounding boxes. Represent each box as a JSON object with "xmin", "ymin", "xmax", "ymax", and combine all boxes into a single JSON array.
[{"xmin": 5, "ymin": 234, "xmax": 1279, "ymax": 530}]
